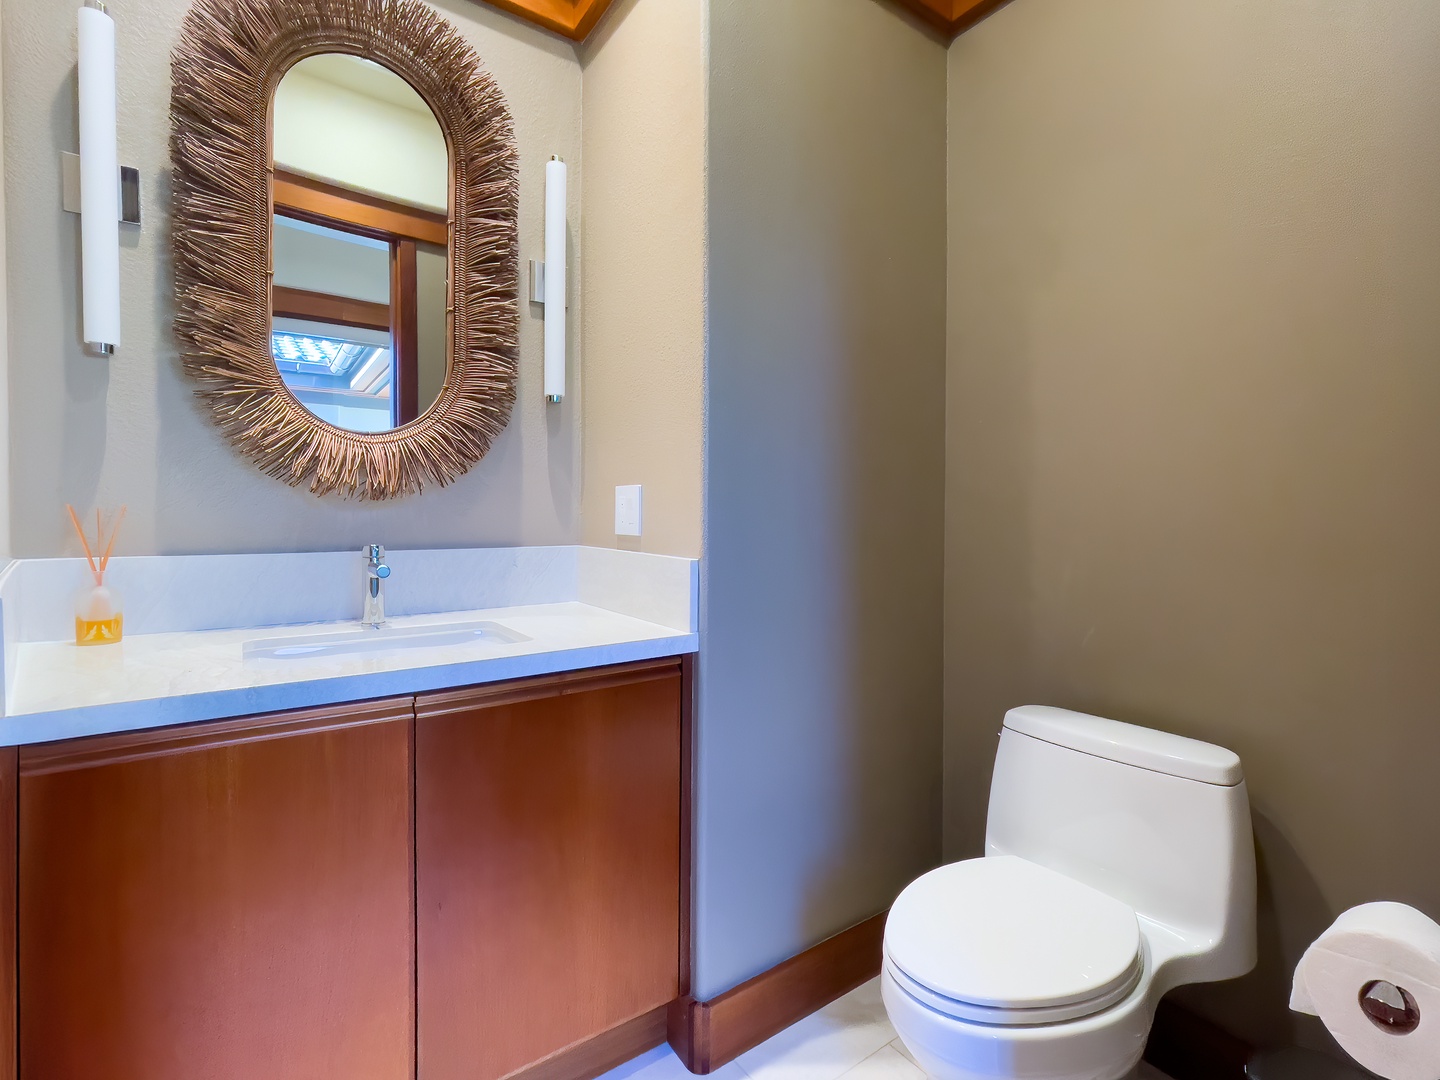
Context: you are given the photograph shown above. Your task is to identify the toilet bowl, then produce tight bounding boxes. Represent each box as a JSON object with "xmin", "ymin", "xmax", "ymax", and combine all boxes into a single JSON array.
[{"xmin": 883, "ymin": 706, "xmax": 1256, "ymax": 1080}]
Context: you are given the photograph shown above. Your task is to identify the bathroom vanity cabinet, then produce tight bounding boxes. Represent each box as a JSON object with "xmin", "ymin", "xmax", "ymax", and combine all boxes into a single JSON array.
[
  {"xmin": 4, "ymin": 657, "xmax": 688, "ymax": 1080},
  {"xmin": 416, "ymin": 666, "xmax": 683, "ymax": 1080},
  {"xmin": 19, "ymin": 698, "xmax": 418, "ymax": 1080}
]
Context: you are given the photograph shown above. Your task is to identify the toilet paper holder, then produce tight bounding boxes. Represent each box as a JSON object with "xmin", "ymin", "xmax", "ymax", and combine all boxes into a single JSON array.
[{"xmin": 1360, "ymin": 980, "xmax": 1421, "ymax": 1036}]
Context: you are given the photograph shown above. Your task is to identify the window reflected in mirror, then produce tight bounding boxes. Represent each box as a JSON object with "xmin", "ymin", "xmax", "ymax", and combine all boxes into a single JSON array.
[{"xmin": 270, "ymin": 53, "xmax": 450, "ymax": 432}]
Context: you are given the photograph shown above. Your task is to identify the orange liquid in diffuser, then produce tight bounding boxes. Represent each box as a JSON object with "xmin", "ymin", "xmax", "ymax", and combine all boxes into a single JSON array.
[{"xmin": 75, "ymin": 613, "xmax": 124, "ymax": 646}]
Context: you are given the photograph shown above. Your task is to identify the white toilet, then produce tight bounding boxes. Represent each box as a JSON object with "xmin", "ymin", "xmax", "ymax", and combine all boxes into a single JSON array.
[{"xmin": 882, "ymin": 706, "xmax": 1256, "ymax": 1080}]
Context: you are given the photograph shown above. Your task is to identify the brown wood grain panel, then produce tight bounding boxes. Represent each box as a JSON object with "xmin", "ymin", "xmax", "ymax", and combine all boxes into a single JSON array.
[
  {"xmin": 668, "ymin": 912, "xmax": 887, "ymax": 1074},
  {"xmin": 0, "ymin": 748, "xmax": 14, "ymax": 1080},
  {"xmin": 393, "ymin": 239, "xmax": 421, "ymax": 425},
  {"xmin": 950, "ymin": 0, "xmax": 1013, "ymax": 34},
  {"xmin": 506, "ymin": 1006, "xmax": 668, "ymax": 1080},
  {"xmin": 485, "ymin": 0, "xmax": 999, "ymax": 42},
  {"xmin": 273, "ymin": 284, "xmax": 392, "ymax": 332},
  {"xmin": 275, "ymin": 169, "xmax": 449, "ymax": 246},
  {"xmin": 679, "ymin": 655, "xmax": 696, "ymax": 1000},
  {"xmin": 887, "ymin": 0, "xmax": 951, "ymax": 33},
  {"xmin": 417, "ymin": 665, "xmax": 683, "ymax": 1080},
  {"xmin": 887, "ymin": 0, "xmax": 1012, "ymax": 37},
  {"xmin": 415, "ymin": 657, "xmax": 682, "ymax": 718},
  {"xmin": 476, "ymin": 0, "xmax": 617, "ymax": 42},
  {"xmin": 19, "ymin": 697, "xmax": 411, "ymax": 775},
  {"xmin": 569, "ymin": 0, "xmax": 619, "ymax": 39},
  {"xmin": 19, "ymin": 701, "xmax": 416, "ymax": 1080}
]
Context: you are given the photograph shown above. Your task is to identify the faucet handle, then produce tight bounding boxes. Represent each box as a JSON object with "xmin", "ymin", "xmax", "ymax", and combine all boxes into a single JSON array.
[{"xmin": 363, "ymin": 544, "xmax": 391, "ymax": 578}]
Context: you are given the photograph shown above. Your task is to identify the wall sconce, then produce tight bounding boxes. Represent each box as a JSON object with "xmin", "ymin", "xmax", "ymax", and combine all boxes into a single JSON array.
[
  {"xmin": 539, "ymin": 156, "xmax": 567, "ymax": 403},
  {"xmin": 66, "ymin": 0, "xmax": 140, "ymax": 356}
]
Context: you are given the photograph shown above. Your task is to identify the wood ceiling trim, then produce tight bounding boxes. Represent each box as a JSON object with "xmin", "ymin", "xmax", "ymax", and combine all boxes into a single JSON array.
[
  {"xmin": 475, "ymin": 0, "xmax": 1001, "ymax": 44},
  {"xmin": 889, "ymin": 0, "xmax": 1011, "ymax": 38},
  {"xmin": 475, "ymin": 0, "xmax": 618, "ymax": 42}
]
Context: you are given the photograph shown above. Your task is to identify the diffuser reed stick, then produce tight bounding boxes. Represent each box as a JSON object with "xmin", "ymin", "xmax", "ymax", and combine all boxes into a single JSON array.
[
  {"xmin": 65, "ymin": 504, "xmax": 101, "ymax": 583},
  {"xmin": 98, "ymin": 506, "xmax": 127, "ymax": 576}
]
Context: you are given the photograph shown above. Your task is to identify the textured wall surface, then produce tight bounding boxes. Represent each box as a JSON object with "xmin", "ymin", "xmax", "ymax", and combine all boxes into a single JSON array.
[
  {"xmin": 698, "ymin": 0, "xmax": 947, "ymax": 1000},
  {"xmin": 2, "ymin": 0, "xmax": 582, "ymax": 556},
  {"xmin": 946, "ymin": 0, "xmax": 1440, "ymax": 1053},
  {"xmin": 578, "ymin": 0, "xmax": 705, "ymax": 558},
  {"xmin": 0, "ymin": 7, "xmax": 9, "ymax": 556}
]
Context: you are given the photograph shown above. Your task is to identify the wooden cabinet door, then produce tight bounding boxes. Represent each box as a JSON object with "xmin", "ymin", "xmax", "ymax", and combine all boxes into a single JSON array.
[
  {"xmin": 18, "ymin": 700, "xmax": 416, "ymax": 1080},
  {"xmin": 416, "ymin": 660, "xmax": 683, "ymax": 1080}
]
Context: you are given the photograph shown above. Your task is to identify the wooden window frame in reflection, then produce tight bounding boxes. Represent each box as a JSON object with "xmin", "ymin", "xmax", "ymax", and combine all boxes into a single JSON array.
[
  {"xmin": 273, "ymin": 171, "xmax": 449, "ymax": 248},
  {"xmin": 271, "ymin": 286, "xmax": 390, "ymax": 335},
  {"xmin": 272, "ymin": 172, "xmax": 451, "ymax": 427},
  {"xmin": 171, "ymin": 0, "xmax": 519, "ymax": 499}
]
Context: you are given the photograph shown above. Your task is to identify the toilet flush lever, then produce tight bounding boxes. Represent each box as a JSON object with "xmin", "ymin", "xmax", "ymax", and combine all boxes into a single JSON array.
[{"xmin": 362, "ymin": 545, "xmax": 391, "ymax": 629}]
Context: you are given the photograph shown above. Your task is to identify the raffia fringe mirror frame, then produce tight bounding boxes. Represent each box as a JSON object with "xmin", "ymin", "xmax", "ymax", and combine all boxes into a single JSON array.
[{"xmin": 171, "ymin": 0, "xmax": 520, "ymax": 500}]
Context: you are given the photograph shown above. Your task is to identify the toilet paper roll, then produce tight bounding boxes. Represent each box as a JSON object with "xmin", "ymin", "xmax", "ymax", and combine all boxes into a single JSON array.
[{"xmin": 1291, "ymin": 902, "xmax": 1440, "ymax": 1080}]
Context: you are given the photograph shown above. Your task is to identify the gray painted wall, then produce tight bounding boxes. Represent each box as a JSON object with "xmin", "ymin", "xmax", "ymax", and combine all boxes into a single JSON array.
[{"xmin": 697, "ymin": 0, "xmax": 947, "ymax": 1000}]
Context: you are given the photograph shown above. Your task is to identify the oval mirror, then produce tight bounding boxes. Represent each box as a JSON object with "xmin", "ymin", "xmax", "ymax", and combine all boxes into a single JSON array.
[
  {"xmin": 271, "ymin": 54, "xmax": 450, "ymax": 432},
  {"xmin": 173, "ymin": 0, "xmax": 518, "ymax": 499}
]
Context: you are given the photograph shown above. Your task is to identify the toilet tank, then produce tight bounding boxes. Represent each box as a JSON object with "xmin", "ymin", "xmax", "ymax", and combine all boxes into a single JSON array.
[{"xmin": 985, "ymin": 706, "xmax": 1255, "ymax": 981}]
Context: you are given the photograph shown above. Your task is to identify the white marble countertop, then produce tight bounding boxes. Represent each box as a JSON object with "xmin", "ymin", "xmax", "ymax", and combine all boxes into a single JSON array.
[
  {"xmin": 3, "ymin": 601, "xmax": 697, "ymax": 746},
  {"xmin": 0, "ymin": 546, "xmax": 700, "ymax": 747}
]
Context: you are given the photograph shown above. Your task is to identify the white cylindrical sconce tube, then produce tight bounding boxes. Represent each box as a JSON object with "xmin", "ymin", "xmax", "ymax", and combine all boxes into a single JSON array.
[
  {"xmin": 544, "ymin": 156, "xmax": 567, "ymax": 403},
  {"xmin": 78, "ymin": 0, "xmax": 121, "ymax": 355}
]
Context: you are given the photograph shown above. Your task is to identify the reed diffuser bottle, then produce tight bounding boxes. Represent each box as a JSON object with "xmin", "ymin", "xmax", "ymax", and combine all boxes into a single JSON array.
[{"xmin": 67, "ymin": 505, "xmax": 126, "ymax": 646}]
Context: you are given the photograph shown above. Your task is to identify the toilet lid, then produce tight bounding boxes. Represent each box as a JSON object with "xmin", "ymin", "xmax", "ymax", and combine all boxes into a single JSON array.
[{"xmin": 885, "ymin": 856, "xmax": 1142, "ymax": 1015}]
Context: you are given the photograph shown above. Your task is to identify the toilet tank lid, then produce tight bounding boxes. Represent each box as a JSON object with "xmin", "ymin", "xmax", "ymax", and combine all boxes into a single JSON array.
[{"xmin": 1003, "ymin": 706, "xmax": 1244, "ymax": 786}]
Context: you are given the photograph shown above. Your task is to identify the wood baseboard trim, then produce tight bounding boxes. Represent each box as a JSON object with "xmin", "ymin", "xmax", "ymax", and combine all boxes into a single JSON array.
[
  {"xmin": 668, "ymin": 912, "xmax": 888, "ymax": 1074},
  {"xmin": 662, "ymin": 918, "xmax": 1253, "ymax": 1080},
  {"xmin": 1143, "ymin": 999, "xmax": 1254, "ymax": 1080},
  {"xmin": 504, "ymin": 1005, "xmax": 669, "ymax": 1080}
]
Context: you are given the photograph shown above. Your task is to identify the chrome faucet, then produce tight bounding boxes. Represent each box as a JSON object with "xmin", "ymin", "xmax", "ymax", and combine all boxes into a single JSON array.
[{"xmin": 362, "ymin": 544, "xmax": 391, "ymax": 628}]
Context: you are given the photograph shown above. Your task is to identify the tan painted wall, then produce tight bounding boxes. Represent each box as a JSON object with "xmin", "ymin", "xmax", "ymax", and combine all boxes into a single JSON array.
[
  {"xmin": 0, "ymin": 7, "xmax": 9, "ymax": 557},
  {"xmin": 2, "ymin": 0, "xmax": 582, "ymax": 556},
  {"xmin": 577, "ymin": 0, "xmax": 705, "ymax": 558},
  {"xmin": 946, "ymin": 0, "xmax": 1440, "ymax": 1054},
  {"xmin": 698, "ymin": 0, "xmax": 946, "ymax": 1000}
]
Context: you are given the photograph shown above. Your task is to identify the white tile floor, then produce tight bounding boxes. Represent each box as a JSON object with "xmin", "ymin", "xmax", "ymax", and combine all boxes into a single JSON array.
[{"xmin": 595, "ymin": 979, "xmax": 1174, "ymax": 1080}]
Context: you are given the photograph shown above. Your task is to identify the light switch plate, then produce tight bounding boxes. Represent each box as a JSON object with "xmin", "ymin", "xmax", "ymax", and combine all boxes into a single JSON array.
[{"xmin": 615, "ymin": 485, "xmax": 643, "ymax": 537}]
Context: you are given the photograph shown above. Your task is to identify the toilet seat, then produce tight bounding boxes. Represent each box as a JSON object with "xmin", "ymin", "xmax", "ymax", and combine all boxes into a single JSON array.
[{"xmin": 884, "ymin": 856, "xmax": 1144, "ymax": 1027}]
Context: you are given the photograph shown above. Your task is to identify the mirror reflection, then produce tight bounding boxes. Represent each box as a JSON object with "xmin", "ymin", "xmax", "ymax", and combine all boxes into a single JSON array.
[{"xmin": 271, "ymin": 54, "xmax": 450, "ymax": 432}]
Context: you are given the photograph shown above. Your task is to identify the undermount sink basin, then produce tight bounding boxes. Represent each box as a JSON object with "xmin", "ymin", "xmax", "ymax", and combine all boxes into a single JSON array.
[{"xmin": 243, "ymin": 620, "xmax": 531, "ymax": 661}]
